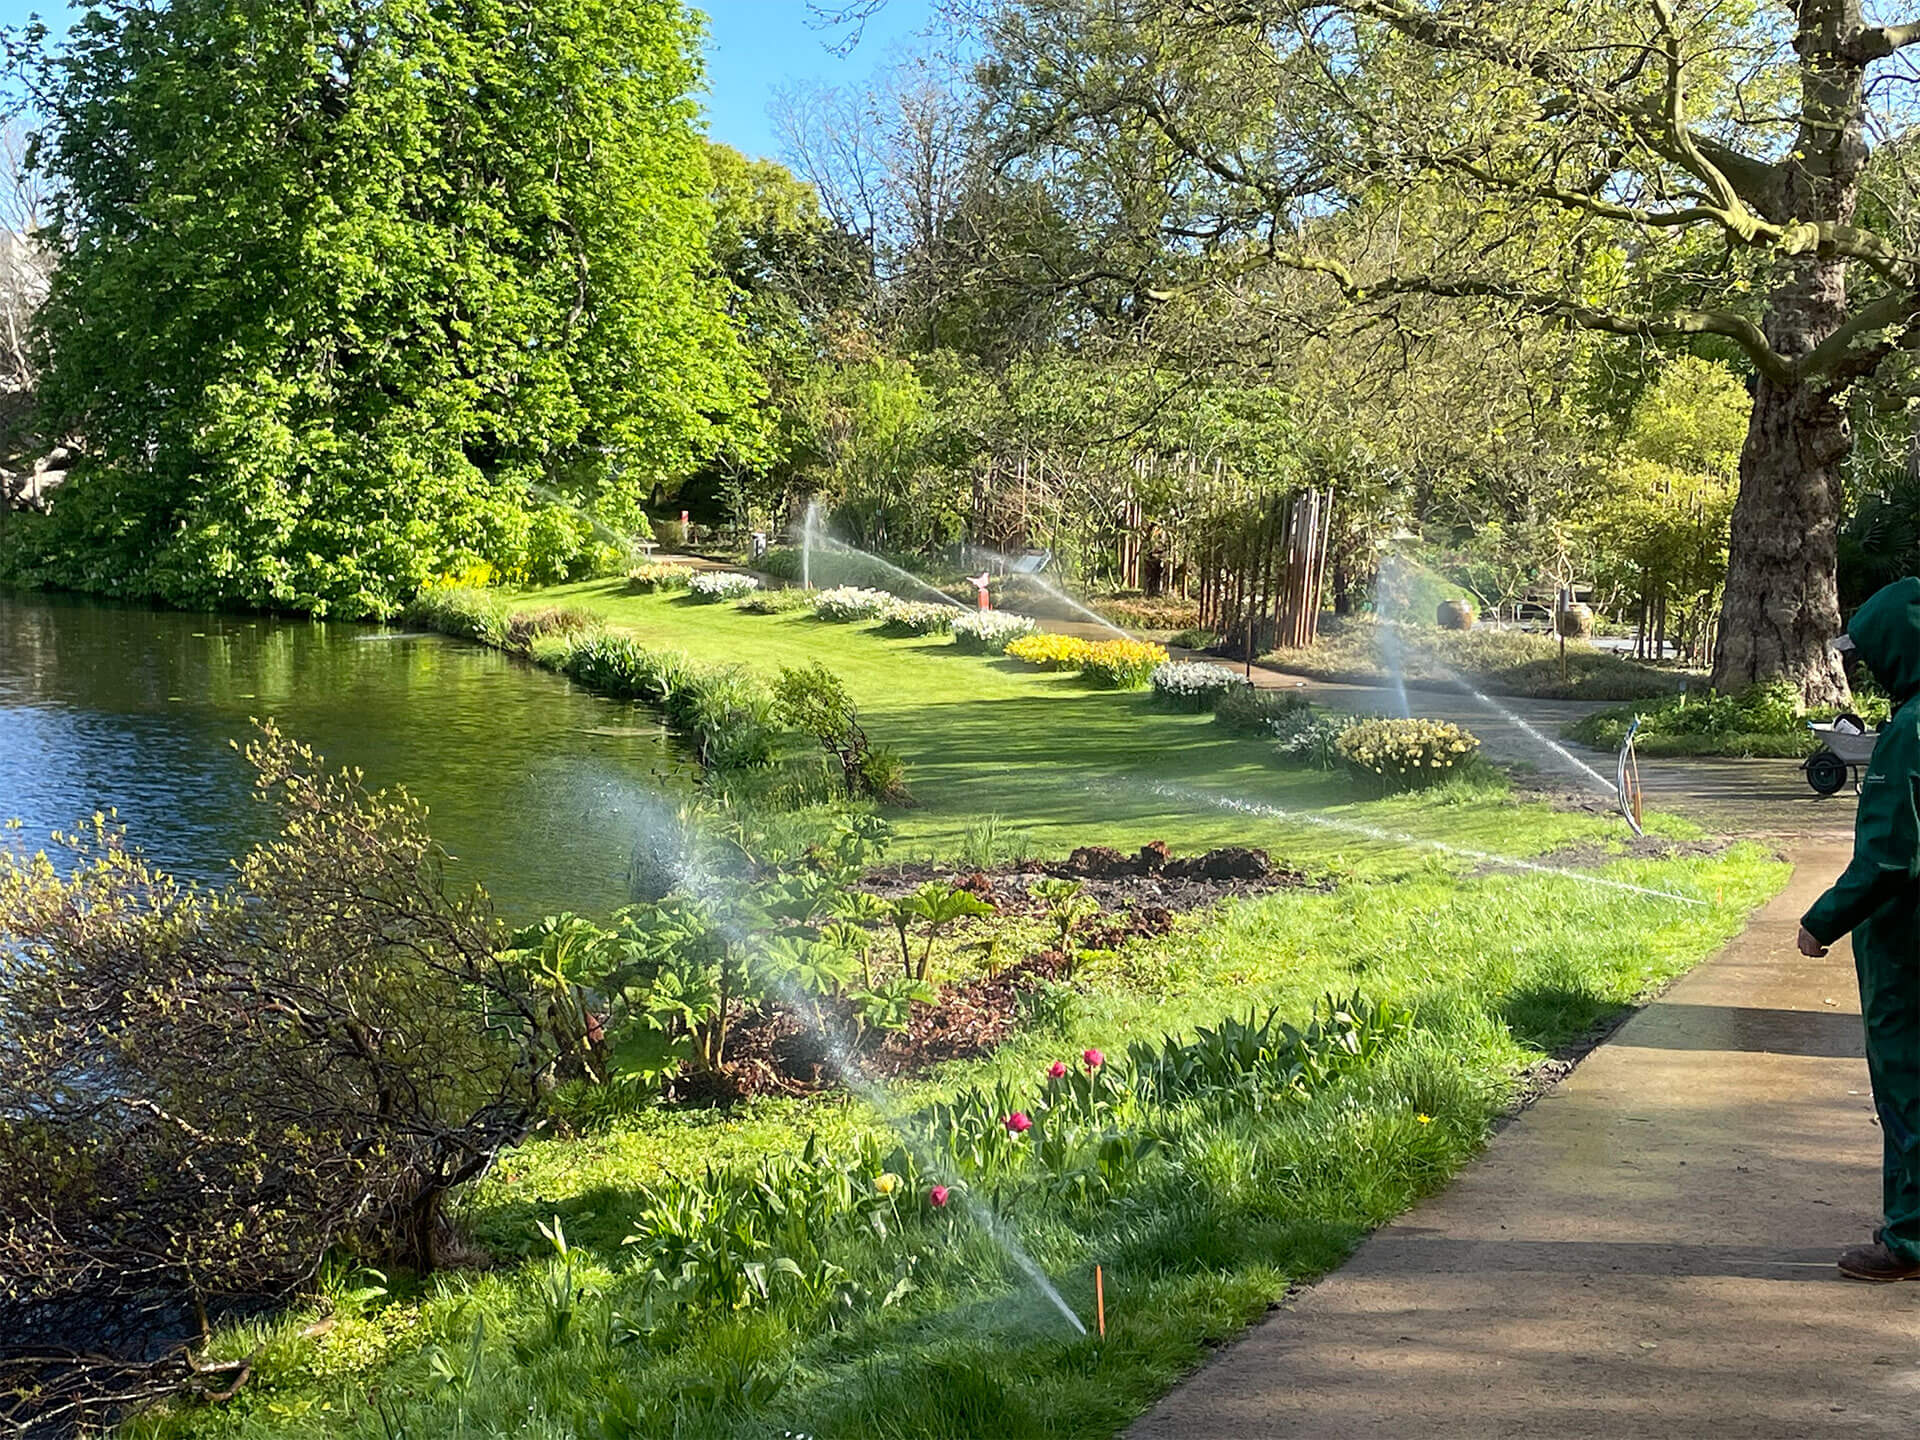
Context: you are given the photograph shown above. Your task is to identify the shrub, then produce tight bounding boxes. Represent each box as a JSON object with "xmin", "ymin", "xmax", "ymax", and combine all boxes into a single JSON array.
[
  {"xmin": 688, "ymin": 571, "xmax": 760, "ymax": 603},
  {"xmin": 761, "ymin": 544, "xmax": 940, "ymax": 596},
  {"xmin": 1168, "ymin": 626, "xmax": 1219, "ymax": 650},
  {"xmin": 1150, "ymin": 661, "xmax": 1253, "ymax": 711},
  {"xmin": 775, "ymin": 663, "xmax": 913, "ymax": 803},
  {"xmin": 0, "ymin": 727, "xmax": 551, "ymax": 1422},
  {"xmin": 1094, "ymin": 594, "xmax": 1202, "ymax": 631},
  {"xmin": 1565, "ymin": 678, "xmax": 1886, "ymax": 757},
  {"xmin": 1270, "ymin": 707, "xmax": 1357, "ymax": 770},
  {"xmin": 951, "ymin": 610, "xmax": 1040, "ymax": 653},
  {"xmin": 502, "ymin": 605, "xmax": 596, "ymax": 653},
  {"xmin": 652, "ymin": 518, "xmax": 689, "ymax": 550},
  {"xmin": 405, "ymin": 583, "xmax": 508, "ymax": 646},
  {"xmin": 877, "ymin": 601, "xmax": 958, "ymax": 636},
  {"xmin": 1081, "ymin": 640, "xmax": 1169, "ymax": 689},
  {"xmin": 1335, "ymin": 717, "xmax": 1481, "ymax": 790},
  {"xmin": 1214, "ymin": 685, "xmax": 1311, "ymax": 735},
  {"xmin": 737, "ymin": 587, "xmax": 815, "ymax": 614},
  {"xmin": 1004, "ymin": 633, "xmax": 1097, "ymax": 670},
  {"xmin": 627, "ymin": 562, "xmax": 694, "ymax": 593},
  {"xmin": 814, "ymin": 586, "xmax": 898, "ymax": 623}
]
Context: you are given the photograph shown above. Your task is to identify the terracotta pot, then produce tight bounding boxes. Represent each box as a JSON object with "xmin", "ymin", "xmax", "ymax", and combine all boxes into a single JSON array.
[
  {"xmin": 1555, "ymin": 603, "xmax": 1594, "ymax": 639},
  {"xmin": 1436, "ymin": 598, "xmax": 1478, "ymax": 631}
]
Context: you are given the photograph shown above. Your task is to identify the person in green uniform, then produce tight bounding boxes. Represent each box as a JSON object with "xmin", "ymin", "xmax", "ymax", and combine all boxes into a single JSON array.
[{"xmin": 1799, "ymin": 576, "xmax": 1920, "ymax": 1281}]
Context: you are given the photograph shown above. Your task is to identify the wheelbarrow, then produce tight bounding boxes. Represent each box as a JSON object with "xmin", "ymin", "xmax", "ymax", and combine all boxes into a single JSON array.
[{"xmin": 1804, "ymin": 718, "xmax": 1877, "ymax": 795}]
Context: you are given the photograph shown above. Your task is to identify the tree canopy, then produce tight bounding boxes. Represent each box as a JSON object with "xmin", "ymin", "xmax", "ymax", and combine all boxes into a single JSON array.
[{"xmin": 19, "ymin": 0, "xmax": 755, "ymax": 616}]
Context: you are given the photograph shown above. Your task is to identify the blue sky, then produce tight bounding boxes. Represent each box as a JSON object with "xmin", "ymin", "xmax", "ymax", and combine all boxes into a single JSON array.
[{"xmin": 0, "ymin": 0, "xmax": 938, "ymax": 161}]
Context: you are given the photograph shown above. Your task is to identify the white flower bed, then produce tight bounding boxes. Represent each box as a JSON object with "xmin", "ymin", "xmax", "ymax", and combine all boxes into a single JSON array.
[
  {"xmin": 813, "ymin": 586, "xmax": 896, "ymax": 622},
  {"xmin": 687, "ymin": 570, "xmax": 760, "ymax": 602},
  {"xmin": 951, "ymin": 610, "xmax": 1041, "ymax": 654},
  {"xmin": 1149, "ymin": 660, "xmax": 1254, "ymax": 712},
  {"xmin": 878, "ymin": 601, "xmax": 958, "ymax": 636}
]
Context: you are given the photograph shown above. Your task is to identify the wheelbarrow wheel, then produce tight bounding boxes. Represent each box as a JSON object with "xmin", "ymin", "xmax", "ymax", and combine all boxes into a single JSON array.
[{"xmin": 1806, "ymin": 749, "xmax": 1850, "ymax": 796}]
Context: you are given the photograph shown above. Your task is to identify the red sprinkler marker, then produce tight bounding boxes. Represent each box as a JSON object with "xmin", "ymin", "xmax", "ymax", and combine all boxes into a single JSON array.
[{"xmin": 1096, "ymin": 1264, "xmax": 1106, "ymax": 1339}]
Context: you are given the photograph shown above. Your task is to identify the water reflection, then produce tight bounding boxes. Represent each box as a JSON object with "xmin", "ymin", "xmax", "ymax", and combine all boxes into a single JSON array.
[{"xmin": 0, "ymin": 592, "xmax": 693, "ymax": 919}]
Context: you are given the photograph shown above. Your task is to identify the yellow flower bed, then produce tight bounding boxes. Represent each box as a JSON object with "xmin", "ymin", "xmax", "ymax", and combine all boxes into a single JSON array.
[
  {"xmin": 1080, "ymin": 639, "xmax": 1171, "ymax": 689},
  {"xmin": 1334, "ymin": 717, "xmax": 1481, "ymax": 790},
  {"xmin": 1004, "ymin": 633, "xmax": 1097, "ymax": 671}
]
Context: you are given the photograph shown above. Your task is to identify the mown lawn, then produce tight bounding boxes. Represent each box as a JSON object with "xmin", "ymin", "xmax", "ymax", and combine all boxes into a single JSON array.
[
  {"xmin": 501, "ymin": 582, "xmax": 1669, "ymax": 868},
  {"xmin": 136, "ymin": 584, "xmax": 1787, "ymax": 1440}
]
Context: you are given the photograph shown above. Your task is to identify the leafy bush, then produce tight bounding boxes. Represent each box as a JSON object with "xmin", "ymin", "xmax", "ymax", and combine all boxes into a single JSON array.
[
  {"xmin": 1150, "ymin": 660, "xmax": 1253, "ymax": 711},
  {"xmin": 1168, "ymin": 626, "xmax": 1219, "ymax": 650},
  {"xmin": 775, "ymin": 663, "xmax": 912, "ymax": 802},
  {"xmin": 404, "ymin": 583, "xmax": 509, "ymax": 646},
  {"xmin": 1004, "ymin": 633, "xmax": 1095, "ymax": 670},
  {"xmin": 1264, "ymin": 616, "xmax": 1681, "ymax": 701},
  {"xmin": 1335, "ymin": 717, "xmax": 1482, "ymax": 791},
  {"xmin": 688, "ymin": 571, "xmax": 760, "ymax": 603},
  {"xmin": 761, "ymin": 544, "xmax": 939, "ymax": 597},
  {"xmin": 628, "ymin": 562, "xmax": 694, "ymax": 593},
  {"xmin": 1092, "ymin": 593, "xmax": 1202, "ymax": 631},
  {"xmin": 502, "ymin": 605, "xmax": 597, "ymax": 653},
  {"xmin": 652, "ymin": 518, "xmax": 689, "ymax": 551},
  {"xmin": 1214, "ymin": 686, "xmax": 1311, "ymax": 735},
  {"xmin": 0, "ymin": 727, "xmax": 553, "ymax": 1417},
  {"xmin": 737, "ymin": 587, "xmax": 815, "ymax": 614},
  {"xmin": 1270, "ymin": 707, "xmax": 1357, "ymax": 770},
  {"xmin": 1565, "ymin": 678, "xmax": 1888, "ymax": 757},
  {"xmin": 951, "ymin": 610, "xmax": 1040, "ymax": 653},
  {"xmin": 876, "ymin": 601, "xmax": 959, "ymax": 636},
  {"xmin": 814, "ymin": 586, "xmax": 897, "ymax": 622},
  {"xmin": 552, "ymin": 634, "xmax": 777, "ymax": 770},
  {"xmin": 1079, "ymin": 639, "xmax": 1171, "ymax": 689}
]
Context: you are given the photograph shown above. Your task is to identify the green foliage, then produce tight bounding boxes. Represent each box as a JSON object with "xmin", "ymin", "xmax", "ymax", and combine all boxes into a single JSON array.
[
  {"xmin": 876, "ymin": 601, "xmax": 959, "ymax": 637},
  {"xmin": 0, "ymin": 725, "xmax": 551, "ymax": 1420},
  {"xmin": 1268, "ymin": 618, "xmax": 1681, "ymax": 702},
  {"xmin": 1568, "ymin": 679, "xmax": 1889, "ymax": 756},
  {"xmin": 1214, "ymin": 686, "xmax": 1312, "ymax": 736},
  {"xmin": 736, "ymin": 588, "xmax": 815, "ymax": 614},
  {"xmin": 1335, "ymin": 718, "xmax": 1483, "ymax": 792},
  {"xmin": 775, "ymin": 662, "xmax": 912, "ymax": 803},
  {"xmin": 20, "ymin": 0, "xmax": 754, "ymax": 616}
]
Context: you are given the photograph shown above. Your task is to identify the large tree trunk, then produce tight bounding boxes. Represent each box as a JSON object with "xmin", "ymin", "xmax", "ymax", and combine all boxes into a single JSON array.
[
  {"xmin": 1711, "ymin": 373, "xmax": 1851, "ymax": 705},
  {"xmin": 1711, "ymin": 252, "xmax": 1854, "ymax": 706}
]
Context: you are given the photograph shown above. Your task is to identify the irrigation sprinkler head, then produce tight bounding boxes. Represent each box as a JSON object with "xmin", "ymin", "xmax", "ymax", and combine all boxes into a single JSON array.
[{"xmin": 1616, "ymin": 717, "xmax": 1645, "ymax": 838}]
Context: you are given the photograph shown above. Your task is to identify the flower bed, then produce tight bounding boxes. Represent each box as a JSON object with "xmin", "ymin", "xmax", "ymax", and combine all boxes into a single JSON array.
[
  {"xmin": 1004, "ymin": 632, "xmax": 1095, "ymax": 671},
  {"xmin": 627, "ymin": 562, "xmax": 694, "ymax": 594},
  {"xmin": 814, "ymin": 586, "xmax": 897, "ymax": 622},
  {"xmin": 736, "ymin": 588, "xmax": 815, "ymax": 614},
  {"xmin": 951, "ymin": 610, "xmax": 1040, "ymax": 654},
  {"xmin": 876, "ymin": 601, "xmax": 959, "ymax": 637},
  {"xmin": 1335, "ymin": 717, "xmax": 1480, "ymax": 790},
  {"xmin": 1149, "ymin": 661, "xmax": 1252, "ymax": 712},
  {"xmin": 687, "ymin": 570, "xmax": 760, "ymax": 603},
  {"xmin": 1080, "ymin": 639, "xmax": 1171, "ymax": 689}
]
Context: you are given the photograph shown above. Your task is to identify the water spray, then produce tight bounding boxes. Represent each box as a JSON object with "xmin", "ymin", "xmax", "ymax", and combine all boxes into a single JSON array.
[{"xmin": 1142, "ymin": 782, "xmax": 1705, "ymax": 907}]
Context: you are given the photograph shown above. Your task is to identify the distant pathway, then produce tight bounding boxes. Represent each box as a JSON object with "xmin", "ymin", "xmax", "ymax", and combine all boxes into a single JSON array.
[{"xmin": 1131, "ymin": 835, "xmax": 1920, "ymax": 1437}]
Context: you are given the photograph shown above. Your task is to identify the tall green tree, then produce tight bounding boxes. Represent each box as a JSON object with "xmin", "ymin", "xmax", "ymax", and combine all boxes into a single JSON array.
[
  {"xmin": 971, "ymin": 0, "xmax": 1920, "ymax": 702},
  {"xmin": 23, "ymin": 0, "xmax": 754, "ymax": 616}
]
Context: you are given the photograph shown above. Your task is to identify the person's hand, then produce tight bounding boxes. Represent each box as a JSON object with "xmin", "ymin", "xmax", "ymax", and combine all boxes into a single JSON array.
[{"xmin": 1798, "ymin": 924, "xmax": 1830, "ymax": 958}]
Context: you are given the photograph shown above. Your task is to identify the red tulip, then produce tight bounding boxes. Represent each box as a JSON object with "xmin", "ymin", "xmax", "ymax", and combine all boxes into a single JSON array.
[
  {"xmin": 1082, "ymin": 1047, "xmax": 1105, "ymax": 1070},
  {"xmin": 1005, "ymin": 1111, "xmax": 1032, "ymax": 1133},
  {"xmin": 929, "ymin": 1184, "xmax": 950, "ymax": 1208},
  {"xmin": 1048, "ymin": 1060, "xmax": 1068, "ymax": 1079}
]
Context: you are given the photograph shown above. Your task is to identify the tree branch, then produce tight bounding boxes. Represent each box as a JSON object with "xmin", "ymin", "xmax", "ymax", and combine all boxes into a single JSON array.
[{"xmin": 1847, "ymin": 20, "xmax": 1920, "ymax": 62}]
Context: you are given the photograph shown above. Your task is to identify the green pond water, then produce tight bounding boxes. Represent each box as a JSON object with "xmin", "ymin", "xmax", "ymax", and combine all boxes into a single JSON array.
[{"xmin": 0, "ymin": 591, "xmax": 695, "ymax": 920}]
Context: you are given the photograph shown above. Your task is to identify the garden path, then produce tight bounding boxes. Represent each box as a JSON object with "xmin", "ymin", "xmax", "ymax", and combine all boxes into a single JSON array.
[{"xmin": 1130, "ymin": 838, "xmax": 1920, "ymax": 1439}]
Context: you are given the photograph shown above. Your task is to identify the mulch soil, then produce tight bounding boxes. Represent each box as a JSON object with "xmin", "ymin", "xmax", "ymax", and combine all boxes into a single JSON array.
[{"xmin": 689, "ymin": 842, "xmax": 1324, "ymax": 1101}]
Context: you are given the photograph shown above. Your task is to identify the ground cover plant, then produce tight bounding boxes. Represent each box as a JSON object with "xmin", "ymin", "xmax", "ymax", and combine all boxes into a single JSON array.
[
  {"xmin": 1565, "ymin": 679, "xmax": 1893, "ymax": 758},
  {"xmin": 1149, "ymin": 661, "xmax": 1251, "ymax": 712},
  {"xmin": 1263, "ymin": 617, "xmax": 1682, "ymax": 702},
  {"xmin": 131, "ymin": 827, "xmax": 1781, "ymax": 1440}
]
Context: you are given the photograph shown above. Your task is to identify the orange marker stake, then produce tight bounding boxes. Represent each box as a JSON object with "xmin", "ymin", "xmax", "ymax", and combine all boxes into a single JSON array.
[{"xmin": 1096, "ymin": 1264, "xmax": 1106, "ymax": 1339}]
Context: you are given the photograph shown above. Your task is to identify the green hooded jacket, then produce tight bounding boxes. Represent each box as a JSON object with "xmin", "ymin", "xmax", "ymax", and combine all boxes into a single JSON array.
[{"xmin": 1803, "ymin": 576, "xmax": 1920, "ymax": 946}]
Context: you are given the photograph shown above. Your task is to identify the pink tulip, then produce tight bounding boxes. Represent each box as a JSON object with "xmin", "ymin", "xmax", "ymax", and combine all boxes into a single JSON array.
[
  {"xmin": 1048, "ymin": 1060, "xmax": 1068, "ymax": 1079},
  {"xmin": 1082, "ymin": 1047, "xmax": 1105, "ymax": 1070},
  {"xmin": 1005, "ymin": 1111, "xmax": 1032, "ymax": 1133},
  {"xmin": 929, "ymin": 1185, "xmax": 950, "ymax": 1208}
]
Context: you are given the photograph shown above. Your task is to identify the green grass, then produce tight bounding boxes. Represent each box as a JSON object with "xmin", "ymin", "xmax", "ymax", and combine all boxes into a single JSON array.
[
  {"xmin": 492, "ymin": 582, "xmax": 1667, "ymax": 869},
  {"xmin": 131, "ymin": 583, "xmax": 1789, "ymax": 1440},
  {"xmin": 1263, "ymin": 616, "xmax": 1686, "ymax": 702}
]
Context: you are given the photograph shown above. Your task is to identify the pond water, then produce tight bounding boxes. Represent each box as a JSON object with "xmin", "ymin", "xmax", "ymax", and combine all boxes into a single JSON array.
[{"xmin": 0, "ymin": 591, "xmax": 695, "ymax": 920}]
